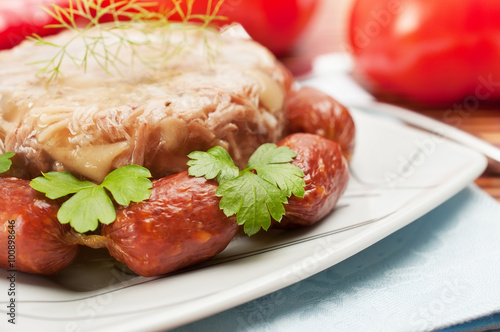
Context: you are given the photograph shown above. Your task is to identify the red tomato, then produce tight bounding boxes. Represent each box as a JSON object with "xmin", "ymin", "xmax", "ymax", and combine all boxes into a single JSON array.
[
  {"xmin": 347, "ymin": 0, "xmax": 500, "ymax": 105},
  {"xmin": 182, "ymin": 0, "xmax": 319, "ymax": 56},
  {"xmin": 0, "ymin": 0, "xmax": 69, "ymax": 50}
]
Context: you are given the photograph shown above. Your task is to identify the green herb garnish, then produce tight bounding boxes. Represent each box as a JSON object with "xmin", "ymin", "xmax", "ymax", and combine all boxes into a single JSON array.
[
  {"xmin": 28, "ymin": 0, "xmax": 227, "ymax": 82},
  {"xmin": 0, "ymin": 152, "xmax": 15, "ymax": 174},
  {"xmin": 188, "ymin": 145, "xmax": 306, "ymax": 236},
  {"xmin": 187, "ymin": 146, "xmax": 239, "ymax": 184},
  {"xmin": 30, "ymin": 165, "xmax": 152, "ymax": 233}
]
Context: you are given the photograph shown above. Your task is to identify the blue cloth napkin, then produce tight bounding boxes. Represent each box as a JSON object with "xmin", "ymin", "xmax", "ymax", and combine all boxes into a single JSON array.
[{"xmin": 173, "ymin": 185, "xmax": 500, "ymax": 332}]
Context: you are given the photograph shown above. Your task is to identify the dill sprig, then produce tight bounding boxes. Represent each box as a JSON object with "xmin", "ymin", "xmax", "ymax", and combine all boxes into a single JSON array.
[{"xmin": 27, "ymin": 0, "xmax": 227, "ymax": 82}]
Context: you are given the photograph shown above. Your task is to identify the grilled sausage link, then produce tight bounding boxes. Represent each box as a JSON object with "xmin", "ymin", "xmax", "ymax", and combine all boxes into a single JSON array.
[
  {"xmin": 0, "ymin": 178, "xmax": 79, "ymax": 275},
  {"xmin": 0, "ymin": 134, "xmax": 349, "ymax": 277},
  {"xmin": 100, "ymin": 172, "xmax": 239, "ymax": 277},
  {"xmin": 276, "ymin": 133, "xmax": 350, "ymax": 228},
  {"xmin": 285, "ymin": 87, "xmax": 356, "ymax": 162}
]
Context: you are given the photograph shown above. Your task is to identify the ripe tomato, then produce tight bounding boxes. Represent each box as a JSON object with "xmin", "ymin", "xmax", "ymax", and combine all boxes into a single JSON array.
[
  {"xmin": 0, "ymin": 0, "xmax": 69, "ymax": 50},
  {"xmin": 182, "ymin": 0, "xmax": 319, "ymax": 56},
  {"xmin": 347, "ymin": 0, "xmax": 500, "ymax": 105}
]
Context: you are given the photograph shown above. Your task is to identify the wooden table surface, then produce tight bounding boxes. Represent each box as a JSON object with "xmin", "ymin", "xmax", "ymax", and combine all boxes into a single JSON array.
[{"xmin": 281, "ymin": 0, "xmax": 500, "ymax": 202}]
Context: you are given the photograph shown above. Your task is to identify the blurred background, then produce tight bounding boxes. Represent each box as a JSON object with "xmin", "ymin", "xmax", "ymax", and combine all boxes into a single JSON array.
[{"xmin": 283, "ymin": 0, "xmax": 500, "ymax": 201}]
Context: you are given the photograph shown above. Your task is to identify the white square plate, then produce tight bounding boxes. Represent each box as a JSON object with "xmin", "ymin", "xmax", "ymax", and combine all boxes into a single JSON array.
[{"xmin": 0, "ymin": 105, "xmax": 487, "ymax": 332}]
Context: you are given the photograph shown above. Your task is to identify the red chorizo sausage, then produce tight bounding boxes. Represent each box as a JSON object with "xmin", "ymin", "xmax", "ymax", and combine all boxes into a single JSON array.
[
  {"xmin": 0, "ymin": 134, "xmax": 348, "ymax": 277},
  {"xmin": 0, "ymin": 177, "xmax": 79, "ymax": 275},
  {"xmin": 285, "ymin": 87, "xmax": 356, "ymax": 162},
  {"xmin": 100, "ymin": 172, "xmax": 239, "ymax": 277},
  {"xmin": 276, "ymin": 133, "xmax": 350, "ymax": 228}
]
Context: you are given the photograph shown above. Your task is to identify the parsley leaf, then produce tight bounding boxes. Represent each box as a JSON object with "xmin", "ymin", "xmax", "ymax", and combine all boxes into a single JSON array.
[
  {"xmin": 217, "ymin": 170, "xmax": 287, "ymax": 236},
  {"xmin": 187, "ymin": 146, "xmax": 239, "ymax": 184},
  {"xmin": 30, "ymin": 165, "xmax": 152, "ymax": 233},
  {"xmin": 102, "ymin": 165, "xmax": 153, "ymax": 205},
  {"xmin": 30, "ymin": 172, "xmax": 97, "ymax": 199},
  {"xmin": 248, "ymin": 143, "xmax": 297, "ymax": 165},
  {"xmin": 187, "ymin": 144, "xmax": 306, "ymax": 236},
  {"xmin": 247, "ymin": 144, "xmax": 305, "ymax": 198},
  {"xmin": 57, "ymin": 186, "xmax": 116, "ymax": 233},
  {"xmin": 0, "ymin": 152, "xmax": 15, "ymax": 174}
]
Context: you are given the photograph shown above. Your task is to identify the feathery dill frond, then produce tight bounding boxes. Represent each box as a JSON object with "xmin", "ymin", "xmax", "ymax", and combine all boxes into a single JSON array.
[{"xmin": 27, "ymin": 0, "xmax": 227, "ymax": 82}]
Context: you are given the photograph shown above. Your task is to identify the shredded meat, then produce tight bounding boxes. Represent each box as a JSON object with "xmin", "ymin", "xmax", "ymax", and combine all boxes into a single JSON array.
[{"xmin": 0, "ymin": 26, "xmax": 291, "ymax": 181}]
